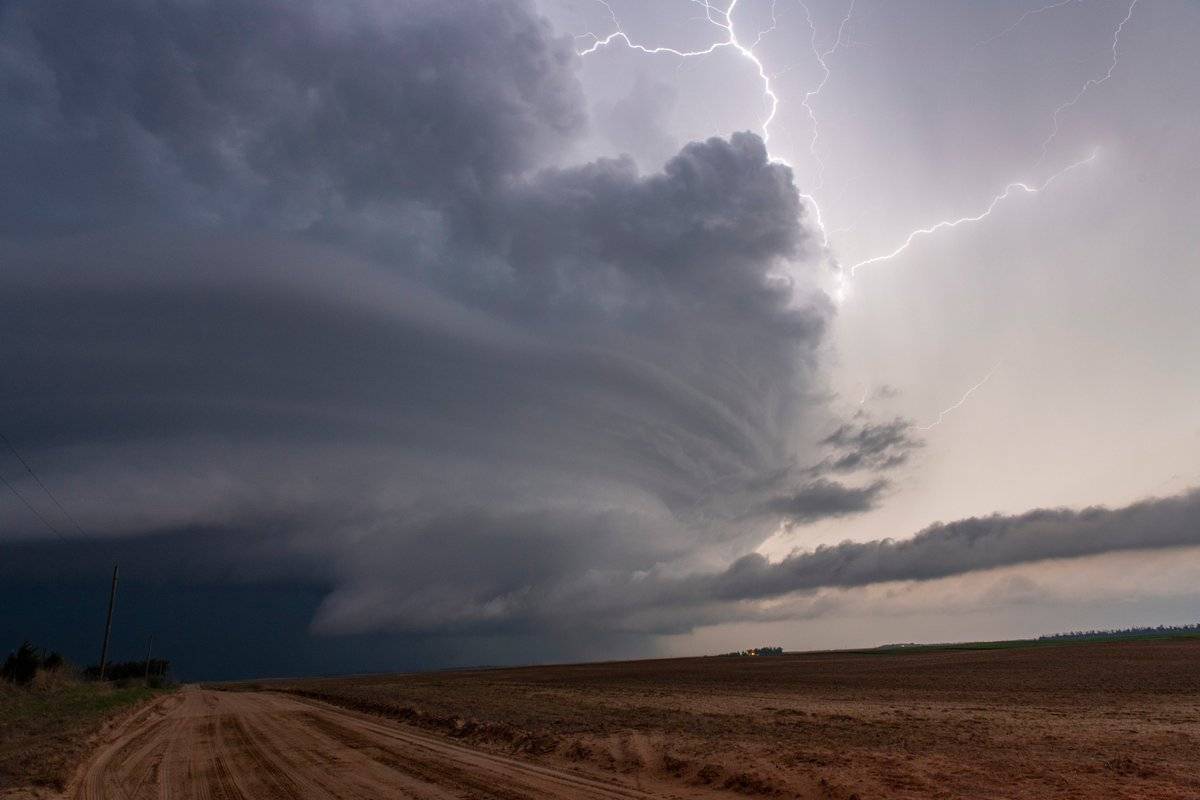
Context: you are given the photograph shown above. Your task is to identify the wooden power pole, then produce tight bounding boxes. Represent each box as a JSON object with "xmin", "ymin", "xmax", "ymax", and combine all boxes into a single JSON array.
[
  {"xmin": 98, "ymin": 563, "xmax": 118, "ymax": 681},
  {"xmin": 143, "ymin": 635, "xmax": 154, "ymax": 684}
]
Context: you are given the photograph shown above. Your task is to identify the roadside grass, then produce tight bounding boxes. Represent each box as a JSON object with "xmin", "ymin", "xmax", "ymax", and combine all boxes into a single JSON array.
[{"xmin": 0, "ymin": 680, "xmax": 162, "ymax": 791}]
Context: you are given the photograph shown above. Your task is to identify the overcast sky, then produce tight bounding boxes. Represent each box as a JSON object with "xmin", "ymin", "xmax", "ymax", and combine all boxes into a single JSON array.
[{"xmin": 1, "ymin": 0, "xmax": 1197, "ymax": 679}]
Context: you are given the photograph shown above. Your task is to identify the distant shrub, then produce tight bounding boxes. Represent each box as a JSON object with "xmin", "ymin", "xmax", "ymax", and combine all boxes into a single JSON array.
[
  {"xmin": 83, "ymin": 658, "xmax": 170, "ymax": 684},
  {"xmin": 719, "ymin": 646, "xmax": 785, "ymax": 657},
  {"xmin": 2, "ymin": 641, "xmax": 67, "ymax": 685},
  {"xmin": 1038, "ymin": 624, "xmax": 1200, "ymax": 642}
]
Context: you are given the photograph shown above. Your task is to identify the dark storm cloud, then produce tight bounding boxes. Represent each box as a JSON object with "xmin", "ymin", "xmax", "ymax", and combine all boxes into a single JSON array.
[
  {"xmin": 764, "ymin": 479, "xmax": 887, "ymax": 524},
  {"xmin": 0, "ymin": 130, "xmax": 834, "ymax": 635},
  {"xmin": 816, "ymin": 417, "xmax": 921, "ymax": 473},
  {"xmin": 2, "ymin": 0, "xmax": 890, "ymax": 657},
  {"xmin": 436, "ymin": 487, "xmax": 1200, "ymax": 636},
  {"xmin": 314, "ymin": 486, "xmax": 1200, "ymax": 638},
  {"xmin": 694, "ymin": 488, "xmax": 1200, "ymax": 604},
  {"xmin": 0, "ymin": 0, "xmax": 583, "ymax": 235}
]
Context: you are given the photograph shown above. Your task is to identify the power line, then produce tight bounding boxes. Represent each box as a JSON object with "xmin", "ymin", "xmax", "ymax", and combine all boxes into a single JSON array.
[
  {"xmin": 0, "ymin": 431, "xmax": 92, "ymax": 539},
  {"xmin": 0, "ymin": 469, "xmax": 73, "ymax": 545},
  {"xmin": 0, "ymin": 431, "xmax": 122, "ymax": 687},
  {"xmin": 0, "ymin": 431, "xmax": 112, "ymax": 563}
]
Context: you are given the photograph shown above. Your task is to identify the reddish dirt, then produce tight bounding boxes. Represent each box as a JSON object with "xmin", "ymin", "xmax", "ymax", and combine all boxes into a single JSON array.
[
  {"xmin": 69, "ymin": 687, "xmax": 731, "ymax": 799},
  {"xmin": 246, "ymin": 639, "xmax": 1200, "ymax": 799}
]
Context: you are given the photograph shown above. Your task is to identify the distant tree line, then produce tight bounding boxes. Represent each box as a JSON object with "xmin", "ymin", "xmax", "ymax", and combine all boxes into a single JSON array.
[
  {"xmin": 3, "ymin": 640, "xmax": 171, "ymax": 688},
  {"xmin": 83, "ymin": 659, "xmax": 170, "ymax": 685},
  {"xmin": 2, "ymin": 642, "xmax": 65, "ymax": 685},
  {"xmin": 1038, "ymin": 623, "xmax": 1200, "ymax": 641},
  {"xmin": 719, "ymin": 646, "xmax": 785, "ymax": 657}
]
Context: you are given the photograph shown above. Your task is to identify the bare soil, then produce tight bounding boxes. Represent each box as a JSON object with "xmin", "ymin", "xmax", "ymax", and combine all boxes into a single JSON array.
[
  {"xmin": 242, "ymin": 638, "xmax": 1200, "ymax": 799},
  {"xmin": 69, "ymin": 688, "xmax": 727, "ymax": 799}
]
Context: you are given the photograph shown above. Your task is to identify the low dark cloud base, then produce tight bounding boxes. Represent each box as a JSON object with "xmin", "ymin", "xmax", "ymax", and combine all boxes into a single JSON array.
[{"xmin": 323, "ymin": 487, "xmax": 1200, "ymax": 638}]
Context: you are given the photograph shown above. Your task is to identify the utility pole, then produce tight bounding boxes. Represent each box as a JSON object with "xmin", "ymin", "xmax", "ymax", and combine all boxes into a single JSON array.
[
  {"xmin": 98, "ymin": 563, "xmax": 118, "ymax": 681},
  {"xmin": 143, "ymin": 635, "xmax": 154, "ymax": 685}
]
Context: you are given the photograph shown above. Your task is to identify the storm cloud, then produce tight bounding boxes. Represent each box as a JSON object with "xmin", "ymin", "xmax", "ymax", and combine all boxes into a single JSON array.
[
  {"xmin": 2, "ymin": 0, "xmax": 1188, "ymax": 671},
  {"xmin": 0, "ymin": 0, "xmax": 583, "ymax": 234},
  {"xmin": 764, "ymin": 479, "xmax": 888, "ymax": 524},
  {"xmin": 0, "ymin": 0, "xmax": 879, "ymax": 650},
  {"xmin": 409, "ymin": 488, "xmax": 1200, "ymax": 637},
  {"xmin": 697, "ymin": 488, "xmax": 1200, "ymax": 605}
]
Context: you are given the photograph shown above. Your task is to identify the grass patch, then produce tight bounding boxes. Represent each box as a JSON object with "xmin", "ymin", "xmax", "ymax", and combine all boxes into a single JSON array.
[{"xmin": 0, "ymin": 681, "xmax": 162, "ymax": 790}]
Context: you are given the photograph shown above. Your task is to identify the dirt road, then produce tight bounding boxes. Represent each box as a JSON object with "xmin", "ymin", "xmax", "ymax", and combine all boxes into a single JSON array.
[{"xmin": 71, "ymin": 688, "xmax": 689, "ymax": 800}]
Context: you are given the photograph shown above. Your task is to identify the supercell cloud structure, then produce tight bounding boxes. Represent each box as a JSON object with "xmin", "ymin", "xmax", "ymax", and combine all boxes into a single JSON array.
[
  {"xmin": 1, "ymin": 0, "xmax": 862, "ymax": 637},
  {"xmin": 1, "ymin": 0, "xmax": 1196, "ymax": 665}
]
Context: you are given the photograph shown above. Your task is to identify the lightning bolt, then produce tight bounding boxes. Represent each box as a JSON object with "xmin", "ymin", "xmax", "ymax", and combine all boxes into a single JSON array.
[
  {"xmin": 797, "ymin": 0, "xmax": 856, "ymax": 192},
  {"xmin": 846, "ymin": 148, "xmax": 1098, "ymax": 277},
  {"xmin": 918, "ymin": 364, "xmax": 1000, "ymax": 431},
  {"xmin": 750, "ymin": 0, "xmax": 781, "ymax": 48},
  {"xmin": 578, "ymin": 1, "xmax": 1105, "ymax": 288},
  {"xmin": 840, "ymin": 0, "xmax": 1136, "ymax": 281},
  {"xmin": 578, "ymin": 0, "xmax": 837, "ymax": 253},
  {"xmin": 579, "ymin": 0, "xmax": 781, "ymax": 144},
  {"xmin": 976, "ymin": 0, "xmax": 1082, "ymax": 48},
  {"xmin": 1037, "ymin": 0, "xmax": 1139, "ymax": 167}
]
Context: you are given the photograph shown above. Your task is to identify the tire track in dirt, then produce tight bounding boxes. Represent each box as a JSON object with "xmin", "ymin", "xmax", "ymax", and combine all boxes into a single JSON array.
[
  {"xmin": 70, "ymin": 688, "xmax": 717, "ymax": 799},
  {"xmin": 296, "ymin": 710, "xmax": 535, "ymax": 800}
]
